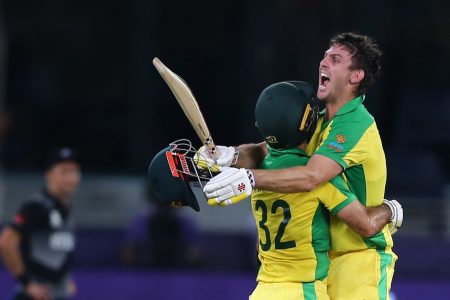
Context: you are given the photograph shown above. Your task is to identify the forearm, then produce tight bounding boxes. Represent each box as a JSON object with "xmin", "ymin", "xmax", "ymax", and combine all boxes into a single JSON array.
[
  {"xmin": 252, "ymin": 165, "xmax": 318, "ymax": 193},
  {"xmin": 0, "ymin": 228, "xmax": 26, "ymax": 277},
  {"xmin": 337, "ymin": 201, "xmax": 391, "ymax": 237},
  {"xmin": 203, "ymin": 150, "xmax": 342, "ymax": 202},
  {"xmin": 252, "ymin": 153, "xmax": 342, "ymax": 193},
  {"xmin": 2, "ymin": 247, "xmax": 26, "ymax": 276},
  {"xmin": 235, "ymin": 142, "xmax": 268, "ymax": 169},
  {"xmin": 364, "ymin": 204, "xmax": 392, "ymax": 235}
]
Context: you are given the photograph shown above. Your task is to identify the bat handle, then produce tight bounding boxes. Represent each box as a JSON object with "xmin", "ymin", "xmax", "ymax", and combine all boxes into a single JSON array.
[
  {"xmin": 204, "ymin": 137, "xmax": 220, "ymax": 160},
  {"xmin": 208, "ymin": 146, "xmax": 220, "ymax": 160}
]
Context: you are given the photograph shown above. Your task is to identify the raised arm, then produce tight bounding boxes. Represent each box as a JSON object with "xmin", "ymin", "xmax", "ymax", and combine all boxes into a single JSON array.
[
  {"xmin": 194, "ymin": 142, "xmax": 268, "ymax": 171},
  {"xmin": 234, "ymin": 142, "xmax": 268, "ymax": 169}
]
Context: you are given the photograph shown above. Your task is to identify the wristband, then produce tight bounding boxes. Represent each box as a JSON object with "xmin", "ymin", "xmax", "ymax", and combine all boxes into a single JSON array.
[{"xmin": 247, "ymin": 169, "xmax": 255, "ymax": 188}]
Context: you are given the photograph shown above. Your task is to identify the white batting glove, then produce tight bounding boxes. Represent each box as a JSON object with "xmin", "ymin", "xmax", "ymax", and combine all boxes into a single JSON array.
[
  {"xmin": 203, "ymin": 167, "xmax": 255, "ymax": 206},
  {"xmin": 383, "ymin": 199, "xmax": 403, "ymax": 235},
  {"xmin": 194, "ymin": 145, "xmax": 239, "ymax": 172}
]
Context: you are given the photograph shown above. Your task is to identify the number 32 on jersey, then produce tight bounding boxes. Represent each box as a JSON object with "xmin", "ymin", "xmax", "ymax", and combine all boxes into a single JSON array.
[{"xmin": 255, "ymin": 199, "xmax": 296, "ymax": 251}]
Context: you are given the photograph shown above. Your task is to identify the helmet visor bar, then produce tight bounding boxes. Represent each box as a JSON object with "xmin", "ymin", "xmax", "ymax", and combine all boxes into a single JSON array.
[
  {"xmin": 298, "ymin": 99, "xmax": 319, "ymax": 134},
  {"xmin": 165, "ymin": 139, "xmax": 215, "ymax": 188}
]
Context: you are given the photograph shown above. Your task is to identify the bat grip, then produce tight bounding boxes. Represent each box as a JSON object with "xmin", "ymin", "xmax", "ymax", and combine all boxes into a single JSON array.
[
  {"xmin": 204, "ymin": 137, "xmax": 220, "ymax": 160},
  {"xmin": 208, "ymin": 146, "xmax": 220, "ymax": 160}
]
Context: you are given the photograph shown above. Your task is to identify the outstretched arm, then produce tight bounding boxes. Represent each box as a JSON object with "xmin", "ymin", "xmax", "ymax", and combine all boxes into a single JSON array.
[
  {"xmin": 252, "ymin": 153, "xmax": 342, "ymax": 193},
  {"xmin": 203, "ymin": 154, "xmax": 342, "ymax": 204}
]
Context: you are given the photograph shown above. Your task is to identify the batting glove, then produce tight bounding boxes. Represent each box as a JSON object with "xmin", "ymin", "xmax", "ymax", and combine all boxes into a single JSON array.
[
  {"xmin": 383, "ymin": 199, "xmax": 403, "ymax": 235},
  {"xmin": 194, "ymin": 145, "xmax": 239, "ymax": 172},
  {"xmin": 203, "ymin": 167, "xmax": 255, "ymax": 206}
]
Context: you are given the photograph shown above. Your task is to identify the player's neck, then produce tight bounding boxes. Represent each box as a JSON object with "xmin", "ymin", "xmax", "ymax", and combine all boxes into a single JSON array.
[
  {"xmin": 325, "ymin": 92, "xmax": 356, "ymax": 120},
  {"xmin": 47, "ymin": 185, "xmax": 70, "ymax": 205}
]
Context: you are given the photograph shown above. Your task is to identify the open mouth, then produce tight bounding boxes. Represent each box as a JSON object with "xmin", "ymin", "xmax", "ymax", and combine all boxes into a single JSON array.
[{"xmin": 319, "ymin": 72, "xmax": 330, "ymax": 89}]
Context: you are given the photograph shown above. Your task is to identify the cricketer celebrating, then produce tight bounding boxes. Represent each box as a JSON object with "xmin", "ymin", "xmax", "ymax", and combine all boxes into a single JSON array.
[
  {"xmin": 233, "ymin": 81, "xmax": 394, "ymax": 300},
  {"xmin": 200, "ymin": 32, "xmax": 400, "ymax": 300}
]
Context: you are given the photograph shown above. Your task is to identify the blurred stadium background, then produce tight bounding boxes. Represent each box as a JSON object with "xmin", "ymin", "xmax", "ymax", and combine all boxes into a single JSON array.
[{"xmin": 0, "ymin": 0, "xmax": 450, "ymax": 299}]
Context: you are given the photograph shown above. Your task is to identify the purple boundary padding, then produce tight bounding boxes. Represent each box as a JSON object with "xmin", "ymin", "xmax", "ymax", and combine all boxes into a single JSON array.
[{"xmin": 1, "ymin": 269, "xmax": 450, "ymax": 300}]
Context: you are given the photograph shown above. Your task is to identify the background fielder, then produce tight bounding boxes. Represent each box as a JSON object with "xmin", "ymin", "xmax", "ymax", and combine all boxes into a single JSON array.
[{"xmin": 0, "ymin": 148, "xmax": 80, "ymax": 300}]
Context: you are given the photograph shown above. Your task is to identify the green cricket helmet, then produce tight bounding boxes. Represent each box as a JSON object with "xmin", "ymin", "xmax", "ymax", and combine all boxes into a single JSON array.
[
  {"xmin": 255, "ymin": 81, "xmax": 319, "ymax": 150},
  {"xmin": 148, "ymin": 140, "xmax": 212, "ymax": 212}
]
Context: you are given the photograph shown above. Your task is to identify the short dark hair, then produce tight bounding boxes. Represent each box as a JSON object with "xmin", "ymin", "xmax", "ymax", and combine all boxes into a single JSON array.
[{"xmin": 330, "ymin": 32, "xmax": 382, "ymax": 96}]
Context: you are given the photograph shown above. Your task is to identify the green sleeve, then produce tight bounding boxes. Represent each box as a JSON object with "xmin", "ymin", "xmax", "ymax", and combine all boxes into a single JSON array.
[{"xmin": 315, "ymin": 114, "xmax": 372, "ymax": 170}]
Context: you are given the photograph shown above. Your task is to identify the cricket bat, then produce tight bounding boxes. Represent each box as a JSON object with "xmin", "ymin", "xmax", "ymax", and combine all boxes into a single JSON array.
[{"xmin": 152, "ymin": 57, "xmax": 220, "ymax": 159}]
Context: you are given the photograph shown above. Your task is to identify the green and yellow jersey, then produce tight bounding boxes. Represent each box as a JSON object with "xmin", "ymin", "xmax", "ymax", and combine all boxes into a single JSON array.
[
  {"xmin": 252, "ymin": 147, "xmax": 355, "ymax": 283},
  {"xmin": 307, "ymin": 95, "xmax": 392, "ymax": 253}
]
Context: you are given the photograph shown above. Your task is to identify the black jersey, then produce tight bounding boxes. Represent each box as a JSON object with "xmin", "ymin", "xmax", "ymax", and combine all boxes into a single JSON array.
[{"xmin": 11, "ymin": 190, "xmax": 75, "ymax": 282}]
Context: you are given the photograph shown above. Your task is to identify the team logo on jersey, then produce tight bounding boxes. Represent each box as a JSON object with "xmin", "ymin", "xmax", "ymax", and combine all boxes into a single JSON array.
[
  {"xmin": 336, "ymin": 134, "xmax": 346, "ymax": 143},
  {"xmin": 265, "ymin": 136, "xmax": 278, "ymax": 144},
  {"xmin": 50, "ymin": 210, "xmax": 63, "ymax": 228},
  {"xmin": 327, "ymin": 141, "xmax": 344, "ymax": 152},
  {"xmin": 237, "ymin": 183, "xmax": 246, "ymax": 192},
  {"xmin": 49, "ymin": 232, "xmax": 75, "ymax": 251}
]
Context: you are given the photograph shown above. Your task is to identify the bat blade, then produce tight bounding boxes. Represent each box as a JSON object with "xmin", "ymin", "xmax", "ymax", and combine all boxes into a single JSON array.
[{"xmin": 153, "ymin": 57, "xmax": 219, "ymax": 159}]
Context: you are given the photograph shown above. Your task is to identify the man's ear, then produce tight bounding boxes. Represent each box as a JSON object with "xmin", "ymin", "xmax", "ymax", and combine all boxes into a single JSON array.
[{"xmin": 350, "ymin": 69, "xmax": 365, "ymax": 84}]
